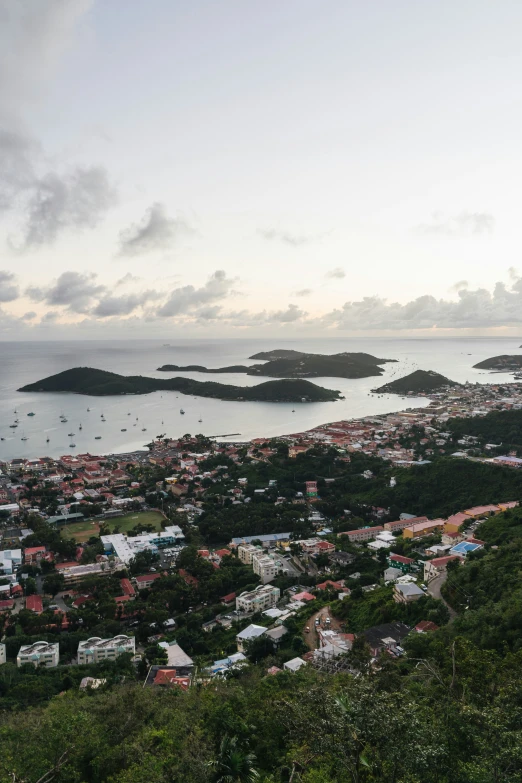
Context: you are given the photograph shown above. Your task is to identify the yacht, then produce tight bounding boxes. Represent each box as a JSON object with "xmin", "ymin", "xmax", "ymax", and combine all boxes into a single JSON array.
[
  {"xmin": 69, "ymin": 443, "xmax": 76, "ymax": 448},
  {"xmin": 21, "ymin": 435, "xmax": 28, "ymax": 441},
  {"xmin": 9, "ymin": 424, "xmax": 17, "ymax": 429},
  {"xmin": 121, "ymin": 428, "xmax": 127, "ymax": 432},
  {"xmin": 0, "ymin": 437, "xmax": 4, "ymax": 441},
  {"xmin": 46, "ymin": 437, "xmax": 50, "ymax": 443},
  {"xmin": 95, "ymin": 436, "xmax": 102, "ymax": 440},
  {"xmin": 27, "ymin": 412, "xmax": 35, "ymax": 417},
  {"xmin": 198, "ymin": 417, "xmax": 202, "ymax": 422},
  {"xmin": 79, "ymin": 423, "xmax": 83, "ymax": 430},
  {"xmin": 180, "ymin": 409, "xmax": 185, "ymax": 414},
  {"xmin": 142, "ymin": 427, "xmax": 147, "ymax": 431},
  {"xmin": 87, "ymin": 407, "xmax": 90, "ymax": 412},
  {"xmin": 68, "ymin": 432, "xmax": 75, "ymax": 437}
]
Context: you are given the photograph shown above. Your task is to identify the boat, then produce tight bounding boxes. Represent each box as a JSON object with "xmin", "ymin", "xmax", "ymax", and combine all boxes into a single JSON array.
[
  {"xmin": 121, "ymin": 428, "xmax": 127, "ymax": 432},
  {"xmin": 9, "ymin": 424, "xmax": 17, "ymax": 429},
  {"xmin": 0, "ymin": 437, "xmax": 4, "ymax": 441},
  {"xmin": 180, "ymin": 409, "xmax": 185, "ymax": 414},
  {"xmin": 46, "ymin": 437, "xmax": 50, "ymax": 443},
  {"xmin": 95, "ymin": 436, "xmax": 102, "ymax": 440},
  {"xmin": 21, "ymin": 435, "xmax": 28, "ymax": 441},
  {"xmin": 61, "ymin": 418, "xmax": 68, "ymax": 423},
  {"xmin": 292, "ymin": 409, "xmax": 295, "ymax": 412},
  {"xmin": 79, "ymin": 423, "xmax": 82, "ymax": 430},
  {"xmin": 27, "ymin": 412, "xmax": 35, "ymax": 416},
  {"xmin": 69, "ymin": 443, "xmax": 76, "ymax": 448},
  {"xmin": 14, "ymin": 419, "xmax": 19, "ymax": 423},
  {"xmin": 142, "ymin": 428, "xmax": 147, "ymax": 431},
  {"xmin": 198, "ymin": 418, "xmax": 202, "ymax": 422},
  {"xmin": 68, "ymin": 432, "xmax": 75, "ymax": 437},
  {"xmin": 87, "ymin": 408, "xmax": 90, "ymax": 412}
]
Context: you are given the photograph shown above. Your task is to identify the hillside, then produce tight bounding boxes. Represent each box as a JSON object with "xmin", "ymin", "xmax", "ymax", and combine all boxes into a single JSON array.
[
  {"xmin": 157, "ymin": 350, "xmax": 397, "ymax": 379},
  {"xmin": 447, "ymin": 408, "xmax": 522, "ymax": 448},
  {"xmin": 473, "ymin": 355, "xmax": 522, "ymax": 371},
  {"xmin": 18, "ymin": 367, "xmax": 341, "ymax": 402},
  {"xmin": 372, "ymin": 369, "xmax": 458, "ymax": 395}
]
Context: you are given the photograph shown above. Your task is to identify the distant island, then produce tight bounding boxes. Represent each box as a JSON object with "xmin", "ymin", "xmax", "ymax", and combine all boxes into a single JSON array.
[
  {"xmin": 18, "ymin": 367, "xmax": 341, "ymax": 403},
  {"xmin": 158, "ymin": 350, "xmax": 396, "ymax": 379},
  {"xmin": 372, "ymin": 369, "xmax": 459, "ymax": 395},
  {"xmin": 473, "ymin": 355, "xmax": 522, "ymax": 372}
]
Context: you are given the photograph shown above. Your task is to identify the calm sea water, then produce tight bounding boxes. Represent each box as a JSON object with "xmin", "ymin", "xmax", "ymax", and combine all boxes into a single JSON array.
[{"xmin": 0, "ymin": 336, "xmax": 520, "ymax": 460}]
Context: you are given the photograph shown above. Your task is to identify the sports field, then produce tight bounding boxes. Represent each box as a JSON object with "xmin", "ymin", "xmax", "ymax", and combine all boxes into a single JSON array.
[{"xmin": 60, "ymin": 510, "xmax": 165, "ymax": 542}]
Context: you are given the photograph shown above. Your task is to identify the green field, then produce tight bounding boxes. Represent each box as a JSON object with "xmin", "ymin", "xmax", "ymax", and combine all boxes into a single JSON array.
[{"xmin": 60, "ymin": 511, "xmax": 165, "ymax": 542}]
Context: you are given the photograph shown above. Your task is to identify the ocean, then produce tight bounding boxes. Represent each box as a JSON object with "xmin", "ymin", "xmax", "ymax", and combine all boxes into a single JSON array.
[{"xmin": 0, "ymin": 336, "xmax": 520, "ymax": 461}]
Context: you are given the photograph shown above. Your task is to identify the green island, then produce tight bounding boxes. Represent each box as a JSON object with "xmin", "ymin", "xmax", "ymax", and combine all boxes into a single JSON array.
[
  {"xmin": 473, "ymin": 354, "xmax": 522, "ymax": 371},
  {"xmin": 18, "ymin": 366, "xmax": 341, "ymax": 402},
  {"xmin": 157, "ymin": 349, "xmax": 396, "ymax": 379},
  {"xmin": 371, "ymin": 368, "xmax": 459, "ymax": 394}
]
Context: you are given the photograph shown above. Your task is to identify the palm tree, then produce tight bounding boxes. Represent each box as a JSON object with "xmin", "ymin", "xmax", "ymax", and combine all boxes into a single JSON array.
[{"xmin": 207, "ymin": 735, "xmax": 260, "ymax": 783}]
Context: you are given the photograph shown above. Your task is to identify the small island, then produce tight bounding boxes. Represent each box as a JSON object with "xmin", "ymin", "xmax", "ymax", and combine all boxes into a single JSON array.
[
  {"xmin": 18, "ymin": 367, "xmax": 341, "ymax": 403},
  {"xmin": 473, "ymin": 355, "xmax": 522, "ymax": 372},
  {"xmin": 158, "ymin": 350, "xmax": 396, "ymax": 379},
  {"xmin": 372, "ymin": 369, "xmax": 459, "ymax": 395}
]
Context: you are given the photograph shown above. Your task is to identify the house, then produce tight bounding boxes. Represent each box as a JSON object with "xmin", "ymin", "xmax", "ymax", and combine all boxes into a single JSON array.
[
  {"xmin": 424, "ymin": 555, "xmax": 461, "ymax": 581},
  {"xmin": 145, "ymin": 665, "xmax": 192, "ymax": 689},
  {"xmin": 443, "ymin": 513, "xmax": 470, "ymax": 534},
  {"xmin": 328, "ymin": 551, "xmax": 355, "ymax": 566},
  {"xmin": 292, "ymin": 591, "xmax": 315, "ymax": 602},
  {"xmin": 77, "ymin": 635, "xmax": 135, "ymax": 664},
  {"xmin": 210, "ymin": 652, "xmax": 247, "ymax": 676},
  {"xmin": 0, "ymin": 549, "xmax": 22, "ymax": 575},
  {"xmin": 157, "ymin": 641, "xmax": 194, "ymax": 668},
  {"xmin": 442, "ymin": 531, "xmax": 465, "ymax": 546},
  {"xmin": 393, "ymin": 583, "xmax": 425, "ymax": 604},
  {"xmin": 415, "ymin": 620, "xmax": 439, "ymax": 633},
  {"xmin": 387, "ymin": 553, "xmax": 415, "ymax": 573},
  {"xmin": 264, "ymin": 625, "xmax": 288, "ymax": 646},
  {"xmin": 339, "ymin": 526, "xmax": 384, "ymax": 543},
  {"xmin": 134, "ymin": 573, "xmax": 162, "ymax": 590},
  {"xmin": 236, "ymin": 584, "xmax": 280, "ymax": 614},
  {"xmin": 120, "ymin": 578, "xmax": 136, "ymax": 597},
  {"xmin": 384, "ymin": 566, "xmax": 403, "ymax": 582},
  {"xmin": 316, "ymin": 580, "xmax": 345, "ymax": 592},
  {"xmin": 363, "ymin": 622, "xmax": 411, "ymax": 657},
  {"xmin": 17, "ymin": 641, "xmax": 59, "ymax": 668},
  {"xmin": 283, "ymin": 657, "xmax": 307, "ymax": 672},
  {"xmin": 26, "ymin": 594, "xmax": 43, "ymax": 614},
  {"xmin": 24, "ymin": 546, "xmax": 47, "ymax": 564},
  {"xmin": 220, "ymin": 591, "xmax": 236, "ymax": 605},
  {"xmin": 236, "ymin": 624, "xmax": 266, "ymax": 652}
]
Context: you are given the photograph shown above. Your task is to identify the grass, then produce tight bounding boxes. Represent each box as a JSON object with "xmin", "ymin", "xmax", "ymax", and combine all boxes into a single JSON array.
[{"xmin": 60, "ymin": 510, "xmax": 165, "ymax": 542}]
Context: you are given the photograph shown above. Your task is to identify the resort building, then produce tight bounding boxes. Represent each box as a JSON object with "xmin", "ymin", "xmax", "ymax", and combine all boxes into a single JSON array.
[
  {"xmin": 77, "ymin": 635, "xmax": 135, "ymax": 665},
  {"xmin": 17, "ymin": 641, "xmax": 60, "ymax": 668}
]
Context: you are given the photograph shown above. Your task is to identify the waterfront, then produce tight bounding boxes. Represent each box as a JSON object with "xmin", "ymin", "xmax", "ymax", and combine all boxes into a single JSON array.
[{"xmin": 0, "ymin": 336, "xmax": 521, "ymax": 460}]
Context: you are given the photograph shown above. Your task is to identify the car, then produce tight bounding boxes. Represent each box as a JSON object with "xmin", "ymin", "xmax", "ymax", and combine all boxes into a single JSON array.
[
  {"xmin": 420, "ymin": 584, "xmax": 427, "ymax": 590},
  {"xmin": 315, "ymin": 618, "xmax": 320, "ymax": 626},
  {"xmin": 305, "ymin": 626, "xmax": 310, "ymax": 632}
]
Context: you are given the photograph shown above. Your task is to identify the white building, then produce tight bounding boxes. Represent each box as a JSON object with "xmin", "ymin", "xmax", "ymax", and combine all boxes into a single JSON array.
[
  {"xmin": 252, "ymin": 552, "xmax": 279, "ymax": 584},
  {"xmin": 17, "ymin": 641, "xmax": 59, "ymax": 668},
  {"xmin": 284, "ymin": 657, "xmax": 307, "ymax": 672},
  {"xmin": 0, "ymin": 549, "xmax": 22, "ymax": 575},
  {"xmin": 101, "ymin": 525, "xmax": 185, "ymax": 565},
  {"xmin": 157, "ymin": 641, "xmax": 194, "ymax": 668},
  {"xmin": 0, "ymin": 643, "xmax": 5, "ymax": 665},
  {"xmin": 236, "ymin": 624, "xmax": 266, "ymax": 652},
  {"xmin": 77, "ymin": 635, "xmax": 135, "ymax": 665},
  {"xmin": 237, "ymin": 544, "xmax": 259, "ymax": 565},
  {"xmin": 236, "ymin": 584, "xmax": 280, "ymax": 613}
]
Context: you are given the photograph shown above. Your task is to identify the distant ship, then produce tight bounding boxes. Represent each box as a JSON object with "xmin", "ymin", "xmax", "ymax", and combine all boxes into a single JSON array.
[
  {"xmin": 180, "ymin": 409, "xmax": 185, "ymax": 414},
  {"xmin": 27, "ymin": 412, "xmax": 35, "ymax": 416},
  {"xmin": 95, "ymin": 436, "xmax": 102, "ymax": 440},
  {"xmin": 69, "ymin": 443, "xmax": 76, "ymax": 448}
]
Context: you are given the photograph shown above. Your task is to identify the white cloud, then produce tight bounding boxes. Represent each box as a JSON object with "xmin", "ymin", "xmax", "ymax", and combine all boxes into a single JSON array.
[
  {"xmin": 27, "ymin": 271, "xmax": 106, "ymax": 313},
  {"xmin": 0, "ymin": 270, "xmax": 19, "ymax": 301},
  {"xmin": 118, "ymin": 202, "xmax": 192, "ymax": 256},
  {"xmin": 325, "ymin": 267, "xmax": 345, "ymax": 279},
  {"xmin": 415, "ymin": 211, "xmax": 495, "ymax": 237},
  {"xmin": 157, "ymin": 270, "xmax": 236, "ymax": 317}
]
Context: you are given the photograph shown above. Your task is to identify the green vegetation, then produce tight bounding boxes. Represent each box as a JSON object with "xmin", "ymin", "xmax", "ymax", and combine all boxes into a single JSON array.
[
  {"xmin": 105, "ymin": 510, "xmax": 164, "ymax": 533},
  {"xmin": 19, "ymin": 367, "xmax": 341, "ymax": 402},
  {"xmin": 447, "ymin": 408, "xmax": 522, "ymax": 451},
  {"xmin": 372, "ymin": 369, "xmax": 458, "ymax": 394},
  {"xmin": 473, "ymin": 354, "xmax": 522, "ymax": 370},
  {"xmin": 60, "ymin": 519, "xmax": 101, "ymax": 542}
]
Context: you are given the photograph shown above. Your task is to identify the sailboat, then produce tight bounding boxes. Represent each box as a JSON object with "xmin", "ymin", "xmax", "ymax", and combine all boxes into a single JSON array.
[
  {"xmin": 79, "ymin": 423, "xmax": 83, "ymax": 430},
  {"xmin": 21, "ymin": 433, "xmax": 28, "ymax": 441}
]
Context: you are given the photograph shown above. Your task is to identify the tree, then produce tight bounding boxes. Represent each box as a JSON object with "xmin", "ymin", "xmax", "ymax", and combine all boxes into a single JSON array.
[{"xmin": 207, "ymin": 735, "xmax": 260, "ymax": 783}]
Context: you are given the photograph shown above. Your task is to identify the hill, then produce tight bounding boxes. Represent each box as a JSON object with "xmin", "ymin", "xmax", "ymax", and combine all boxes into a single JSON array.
[
  {"xmin": 473, "ymin": 355, "xmax": 522, "ymax": 371},
  {"xmin": 18, "ymin": 367, "xmax": 341, "ymax": 402},
  {"xmin": 372, "ymin": 369, "xmax": 458, "ymax": 394}
]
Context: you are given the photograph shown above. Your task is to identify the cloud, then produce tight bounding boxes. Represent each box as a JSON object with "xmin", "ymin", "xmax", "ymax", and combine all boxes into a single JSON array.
[
  {"xmin": 93, "ymin": 290, "xmax": 159, "ymax": 317},
  {"xmin": 157, "ymin": 270, "xmax": 236, "ymax": 318},
  {"xmin": 268, "ymin": 304, "xmax": 307, "ymax": 322},
  {"xmin": 318, "ymin": 276, "xmax": 522, "ymax": 330},
  {"xmin": 118, "ymin": 202, "xmax": 192, "ymax": 256},
  {"xmin": 116, "ymin": 273, "xmax": 141, "ymax": 287},
  {"xmin": 325, "ymin": 267, "xmax": 345, "ymax": 279},
  {"xmin": 415, "ymin": 211, "xmax": 495, "ymax": 237},
  {"xmin": 293, "ymin": 288, "xmax": 312, "ymax": 297},
  {"xmin": 21, "ymin": 310, "xmax": 36, "ymax": 320},
  {"xmin": 0, "ymin": 270, "xmax": 19, "ymax": 301},
  {"xmin": 27, "ymin": 271, "xmax": 106, "ymax": 313},
  {"xmin": 259, "ymin": 228, "xmax": 313, "ymax": 247},
  {"xmin": 450, "ymin": 280, "xmax": 469, "ymax": 292}
]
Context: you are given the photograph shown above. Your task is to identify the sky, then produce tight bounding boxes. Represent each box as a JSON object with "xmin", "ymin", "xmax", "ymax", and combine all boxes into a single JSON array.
[{"xmin": 1, "ymin": 0, "xmax": 522, "ymax": 339}]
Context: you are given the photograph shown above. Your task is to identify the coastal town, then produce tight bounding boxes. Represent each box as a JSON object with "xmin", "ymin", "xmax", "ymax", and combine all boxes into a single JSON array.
[{"xmin": 0, "ymin": 377, "xmax": 521, "ymax": 692}]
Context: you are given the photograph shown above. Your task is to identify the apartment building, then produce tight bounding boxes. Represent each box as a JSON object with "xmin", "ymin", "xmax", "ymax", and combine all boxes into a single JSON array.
[
  {"xmin": 402, "ymin": 519, "xmax": 445, "ymax": 539},
  {"xmin": 252, "ymin": 552, "xmax": 279, "ymax": 584},
  {"xmin": 77, "ymin": 635, "xmax": 135, "ymax": 665},
  {"xmin": 384, "ymin": 516, "xmax": 428, "ymax": 533},
  {"xmin": 236, "ymin": 584, "xmax": 280, "ymax": 613},
  {"xmin": 339, "ymin": 526, "xmax": 384, "ymax": 543},
  {"xmin": 17, "ymin": 641, "xmax": 59, "ymax": 668},
  {"xmin": 237, "ymin": 544, "xmax": 259, "ymax": 565}
]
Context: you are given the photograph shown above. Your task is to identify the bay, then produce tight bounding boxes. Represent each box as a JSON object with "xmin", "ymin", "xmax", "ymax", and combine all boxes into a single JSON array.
[{"xmin": 0, "ymin": 336, "xmax": 520, "ymax": 461}]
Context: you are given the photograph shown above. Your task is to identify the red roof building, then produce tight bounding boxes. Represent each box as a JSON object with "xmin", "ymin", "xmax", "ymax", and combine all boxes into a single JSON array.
[
  {"xmin": 388, "ymin": 554, "xmax": 415, "ymax": 565},
  {"xmin": 292, "ymin": 591, "xmax": 315, "ymax": 602},
  {"xmin": 415, "ymin": 620, "xmax": 440, "ymax": 633},
  {"xmin": 26, "ymin": 594, "xmax": 43, "ymax": 614},
  {"xmin": 178, "ymin": 569, "xmax": 199, "ymax": 587},
  {"xmin": 24, "ymin": 546, "xmax": 47, "ymax": 564},
  {"xmin": 0, "ymin": 599, "xmax": 15, "ymax": 611},
  {"xmin": 316, "ymin": 580, "xmax": 345, "ymax": 591},
  {"xmin": 153, "ymin": 669, "xmax": 191, "ymax": 690},
  {"xmin": 215, "ymin": 549, "xmax": 231, "ymax": 558},
  {"xmin": 120, "ymin": 578, "xmax": 136, "ymax": 597},
  {"xmin": 220, "ymin": 592, "xmax": 236, "ymax": 604},
  {"xmin": 135, "ymin": 573, "xmax": 162, "ymax": 589}
]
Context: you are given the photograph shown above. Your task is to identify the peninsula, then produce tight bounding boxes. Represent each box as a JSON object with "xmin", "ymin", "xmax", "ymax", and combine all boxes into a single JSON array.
[
  {"xmin": 18, "ymin": 367, "xmax": 341, "ymax": 402},
  {"xmin": 158, "ymin": 350, "xmax": 396, "ymax": 379},
  {"xmin": 473, "ymin": 355, "xmax": 522, "ymax": 372},
  {"xmin": 372, "ymin": 369, "xmax": 459, "ymax": 395}
]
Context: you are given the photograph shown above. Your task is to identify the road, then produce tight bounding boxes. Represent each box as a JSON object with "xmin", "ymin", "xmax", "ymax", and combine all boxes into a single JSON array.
[
  {"xmin": 303, "ymin": 605, "xmax": 343, "ymax": 650},
  {"xmin": 427, "ymin": 572, "xmax": 457, "ymax": 620}
]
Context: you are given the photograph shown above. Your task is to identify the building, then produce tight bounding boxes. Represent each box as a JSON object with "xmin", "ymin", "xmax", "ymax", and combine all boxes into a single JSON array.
[
  {"xmin": 237, "ymin": 544, "xmax": 259, "ymax": 565},
  {"xmin": 252, "ymin": 552, "xmax": 279, "ymax": 584},
  {"xmin": 402, "ymin": 519, "xmax": 445, "ymax": 539},
  {"xmin": 77, "ymin": 635, "xmax": 135, "ymax": 664},
  {"xmin": 101, "ymin": 525, "xmax": 185, "ymax": 565},
  {"xmin": 17, "ymin": 641, "xmax": 59, "ymax": 668},
  {"xmin": 24, "ymin": 546, "xmax": 47, "ymax": 564},
  {"xmin": 424, "ymin": 555, "xmax": 461, "ymax": 582},
  {"xmin": 236, "ymin": 584, "xmax": 280, "ymax": 613},
  {"xmin": 384, "ymin": 516, "xmax": 428, "ymax": 533},
  {"xmin": 384, "ymin": 566, "xmax": 403, "ymax": 582},
  {"xmin": 231, "ymin": 532, "xmax": 291, "ymax": 548},
  {"xmin": 305, "ymin": 481, "xmax": 318, "ymax": 498},
  {"xmin": 415, "ymin": 620, "xmax": 439, "ymax": 633},
  {"xmin": 56, "ymin": 561, "xmax": 115, "ymax": 586},
  {"xmin": 463, "ymin": 504, "xmax": 500, "ymax": 520},
  {"xmin": 393, "ymin": 583, "xmax": 425, "ymax": 604},
  {"xmin": 0, "ymin": 643, "xmax": 5, "ymax": 665},
  {"xmin": 387, "ymin": 553, "xmax": 415, "ymax": 572},
  {"xmin": 0, "ymin": 549, "xmax": 22, "ymax": 575},
  {"xmin": 236, "ymin": 624, "xmax": 266, "ymax": 652},
  {"xmin": 339, "ymin": 526, "xmax": 384, "ymax": 543},
  {"xmin": 363, "ymin": 622, "xmax": 410, "ymax": 657},
  {"xmin": 443, "ymin": 513, "xmax": 470, "ymax": 534},
  {"xmin": 283, "ymin": 657, "xmax": 307, "ymax": 672},
  {"xmin": 26, "ymin": 594, "xmax": 43, "ymax": 614},
  {"xmin": 134, "ymin": 573, "xmax": 162, "ymax": 590},
  {"xmin": 157, "ymin": 641, "xmax": 194, "ymax": 668}
]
